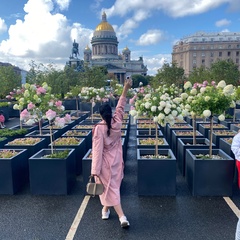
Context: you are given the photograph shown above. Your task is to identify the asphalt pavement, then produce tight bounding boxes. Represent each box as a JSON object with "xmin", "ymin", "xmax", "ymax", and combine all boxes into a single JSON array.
[{"xmin": 0, "ymin": 116, "xmax": 239, "ymax": 240}]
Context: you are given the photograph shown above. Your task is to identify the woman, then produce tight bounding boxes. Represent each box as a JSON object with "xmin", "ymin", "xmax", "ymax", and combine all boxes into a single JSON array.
[{"xmin": 91, "ymin": 78, "xmax": 132, "ymax": 228}]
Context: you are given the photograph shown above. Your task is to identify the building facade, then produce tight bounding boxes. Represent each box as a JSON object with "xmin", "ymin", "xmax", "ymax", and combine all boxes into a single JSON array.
[
  {"xmin": 83, "ymin": 12, "xmax": 147, "ymax": 84},
  {"xmin": 172, "ymin": 31, "xmax": 240, "ymax": 76}
]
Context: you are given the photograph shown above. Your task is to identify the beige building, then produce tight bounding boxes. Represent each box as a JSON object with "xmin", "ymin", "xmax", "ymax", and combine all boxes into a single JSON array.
[
  {"xmin": 172, "ymin": 31, "xmax": 240, "ymax": 76},
  {"xmin": 83, "ymin": 12, "xmax": 147, "ymax": 84}
]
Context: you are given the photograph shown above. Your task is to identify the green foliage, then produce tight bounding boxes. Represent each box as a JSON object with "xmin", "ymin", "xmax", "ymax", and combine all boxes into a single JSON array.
[
  {"xmin": 0, "ymin": 66, "xmax": 21, "ymax": 99},
  {"xmin": 0, "ymin": 129, "xmax": 28, "ymax": 137},
  {"xmin": 187, "ymin": 66, "xmax": 212, "ymax": 84},
  {"xmin": 131, "ymin": 75, "xmax": 149, "ymax": 88},
  {"xmin": 210, "ymin": 60, "xmax": 240, "ymax": 86},
  {"xmin": 43, "ymin": 150, "xmax": 70, "ymax": 159},
  {"xmin": 0, "ymin": 102, "xmax": 9, "ymax": 107},
  {"xmin": 152, "ymin": 62, "xmax": 185, "ymax": 89}
]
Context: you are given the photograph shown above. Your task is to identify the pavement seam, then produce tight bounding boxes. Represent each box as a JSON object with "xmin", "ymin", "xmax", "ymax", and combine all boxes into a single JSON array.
[
  {"xmin": 223, "ymin": 197, "xmax": 240, "ymax": 217},
  {"xmin": 65, "ymin": 195, "xmax": 91, "ymax": 240}
]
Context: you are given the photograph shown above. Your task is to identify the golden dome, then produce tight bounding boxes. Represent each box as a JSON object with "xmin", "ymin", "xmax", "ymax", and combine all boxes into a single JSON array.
[{"xmin": 95, "ymin": 12, "xmax": 114, "ymax": 32}]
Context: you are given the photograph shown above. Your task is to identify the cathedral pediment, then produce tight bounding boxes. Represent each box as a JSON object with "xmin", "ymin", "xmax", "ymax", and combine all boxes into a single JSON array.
[{"xmin": 104, "ymin": 63, "xmax": 123, "ymax": 70}]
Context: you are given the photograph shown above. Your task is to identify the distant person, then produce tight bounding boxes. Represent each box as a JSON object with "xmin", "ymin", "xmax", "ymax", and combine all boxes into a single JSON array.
[
  {"xmin": 0, "ymin": 111, "xmax": 5, "ymax": 128},
  {"xmin": 91, "ymin": 78, "xmax": 132, "ymax": 228}
]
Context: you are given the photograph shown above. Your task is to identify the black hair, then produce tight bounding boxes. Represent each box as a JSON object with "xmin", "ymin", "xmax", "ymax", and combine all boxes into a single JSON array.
[
  {"xmin": 99, "ymin": 103, "xmax": 112, "ymax": 136},
  {"xmin": 0, "ymin": 110, "xmax": 3, "ymax": 115}
]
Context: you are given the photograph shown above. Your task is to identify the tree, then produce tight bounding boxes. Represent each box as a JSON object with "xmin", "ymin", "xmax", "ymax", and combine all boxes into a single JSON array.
[
  {"xmin": 152, "ymin": 62, "xmax": 185, "ymax": 88},
  {"xmin": 187, "ymin": 66, "xmax": 212, "ymax": 84},
  {"xmin": 131, "ymin": 74, "xmax": 149, "ymax": 88},
  {"xmin": 210, "ymin": 60, "xmax": 240, "ymax": 86},
  {"xmin": 0, "ymin": 66, "xmax": 21, "ymax": 99}
]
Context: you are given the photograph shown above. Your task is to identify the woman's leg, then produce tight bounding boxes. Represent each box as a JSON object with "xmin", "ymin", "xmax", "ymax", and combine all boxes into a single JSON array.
[{"xmin": 113, "ymin": 204, "xmax": 124, "ymax": 218}]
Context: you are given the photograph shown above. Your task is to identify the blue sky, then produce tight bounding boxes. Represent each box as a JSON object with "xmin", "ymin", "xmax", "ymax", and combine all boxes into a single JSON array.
[{"xmin": 0, "ymin": 0, "xmax": 240, "ymax": 75}]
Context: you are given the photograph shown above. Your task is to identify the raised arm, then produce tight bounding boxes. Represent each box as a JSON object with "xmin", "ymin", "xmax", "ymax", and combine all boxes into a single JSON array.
[{"xmin": 114, "ymin": 78, "xmax": 133, "ymax": 122}]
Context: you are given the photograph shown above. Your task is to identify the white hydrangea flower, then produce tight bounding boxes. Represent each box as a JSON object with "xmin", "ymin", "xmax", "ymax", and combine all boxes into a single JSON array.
[
  {"xmin": 160, "ymin": 101, "xmax": 166, "ymax": 107},
  {"xmin": 164, "ymin": 107, "xmax": 171, "ymax": 115},
  {"xmin": 217, "ymin": 80, "xmax": 226, "ymax": 88},
  {"xmin": 153, "ymin": 116, "xmax": 158, "ymax": 122},
  {"xmin": 158, "ymin": 106, "xmax": 163, "ymax": 111},
  {"xmin": 151, "ymin": 106, "xmax": 157, "ymax": 112},
  {"xmin": 13, "ymin": 104, "xmax": 19, "ymax": 110},
  {"xmin": 230, "ymin": 101, "xmax": 236, "ymax": 108},
  {"xmin": 158, "ymin": 113, "xmax": 165, "ymax": 120},
  {"xmin": 205, "ymin": 96, "xmax": 210, "ymax": 101},
  {"xmin": 129, "ymin": 109, "xmax": 137, "ymax": 116},
  {"xmin": 223, "ymin": 84, "xmax": 234, "ymax": 96},
  {"xmin": 203, "ymin": 110, "xmax": 211, "ymax": 117},
  {"xmin": 144, "ymin": 102, "xmax": 151, "ymax": 109},
  {"xmin": 172, "ymin": 110, "xmax": 178, "ymax": 117},
  {"xmin": 200, "ymin": 87, "xmax": 206, "ymax": 93},
  {"xmin": 190, "ymin": 88, "xmax": 197, "ymax": 95},
  {"xmin": 181, "ymin": 93, "xmax": 188, "ymax": 100},
  {"xmin": 177, "ymin": 115, "xmax": 184, "ymax": 121},
  {"xmin": 184, "ymin": 81, "xmax": 192, "ymax": 89},
  {"xmin": 218, "ymin": 114, "xmax": 225, "ymax": 121}
]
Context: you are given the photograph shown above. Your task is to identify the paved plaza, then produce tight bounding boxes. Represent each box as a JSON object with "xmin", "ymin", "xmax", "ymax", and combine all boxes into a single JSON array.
[{"xmin": 0, "ymin": 117, "xmax": 239, "ymax": 240}]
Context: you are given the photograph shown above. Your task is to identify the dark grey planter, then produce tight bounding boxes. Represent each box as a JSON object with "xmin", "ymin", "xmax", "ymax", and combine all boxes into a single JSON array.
[
  {"xmin": 220, "ymin": 119, "xmax": 239, "ymax": 129},
  {"xmin": 230, "ymin": 123, "xmax": 240, "ymax": 132},
  {"xmin": 0, "ymin": 138, "xmax": 8, "ymax": 148},
  {"xmin": 5, "ymin": 137, "xmax": 47, "ymax": 158},
  {"xmin": 10, "ymin": 124, "xmax": 38, "ymax": 133},
  {"xmin": 63, "ymin": 99, "xmax": 79, "ymax": 110},
  {"xmin": 136, "ymin": 129, "xmax": 163, "ymax": 138},
  {"xmin": 42, "ymin": 125, "xmax": 69, "ymax": 138},
  {"xmin": 137, "ymin": 137, "xmax": 169, "ymax": 149},
  {"xmin": 185, "ymin": 149, "xmax": 234, "ymax": 196},
  {"xmin": 0, "ymin": 149, "xmax": 28, "ymax": 194},
  {"xmin": 82, "ymin": 149, "xmax": 92, "ymax": 191},
  {"xmin": 185, "ymin": 117, "xmax": 203, "ymax": 126},
  {"xmin": 198, "ymin": 124, "xmax": 228, "ymax": 138},
  {"xmin": 212, "ymin": 130, "xmax": 237, "ymax": 148},
  {"xmin": 29, "ymin": 148, "xmax": 76, "ymax": 195},
  {"xmin": 166, "ymin": 123, "xmax": 192, "ymax": 145},
  {"xmin": 25, "ymin": 130, "xmax": 58, "ymax": 145},
  {"xmin": 62, "ymin": 130, "xmax": 92, "ymax": 150},
  {"xmin": 171, "ymin": 130, "xmax": 204, "ymax": 156},
  {"xmin": 177, "ymin": 138, "xmax": 214, "ymax": 176},
  {"xmin": 49, "ymin": 137, "xmax": 86, "ymax": 175},
  {"xmin": 137, "ymin": 148, "xmax": 176, "ymax": 196}
]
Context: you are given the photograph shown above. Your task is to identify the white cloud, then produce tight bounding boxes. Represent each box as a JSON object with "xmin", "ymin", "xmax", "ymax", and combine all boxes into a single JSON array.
[
  {"xmin": 136, "ymin": 29, "xmax": 165, "ymax": 46},
  {"xmin": 0, "ymin": 0, "xmax": 92, "ymax": 70},
  {"xmin": 0, "ymin": 18, "xmax": 7, "ymax": 34},
  {"xmin": 215, "ymin": 18, "xmax": 231, "ymax": 27},
  {"xmin": 103, "ymin": 0, "xmax": 236, "ymax": 39},
  {"xmin": 54, "ymin": 0, "xmax": 71, "ymax": 11},
  {"xmin": 221, "ymin": 29, "xmax": 230, "ymax": 32}
]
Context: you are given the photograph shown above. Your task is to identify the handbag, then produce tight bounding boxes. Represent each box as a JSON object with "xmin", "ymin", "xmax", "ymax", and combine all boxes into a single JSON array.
[{"xmin": 86, "ymin": 175, "xmax": 104, "ymax": 197}]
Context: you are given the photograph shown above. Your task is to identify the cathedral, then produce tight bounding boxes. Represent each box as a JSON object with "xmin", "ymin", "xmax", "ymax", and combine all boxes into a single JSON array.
[{"xmin": 83, "ymin": 12, "xmax": 148, "ymax": 84}]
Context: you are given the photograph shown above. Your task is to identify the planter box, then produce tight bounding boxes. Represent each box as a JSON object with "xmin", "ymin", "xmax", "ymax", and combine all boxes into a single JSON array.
[
  {"xmin": 82, "ymin": 149, "xmax": 92, "ymax": 190},
  {"xmin": 171, "ymin": 130, "xmax": 203, "ymax": 156},
  {"xmin": 137, "ymin": 148, "xmax": 176, "ymax": 196},
  {"xmin": 0, "ymin": 149, "xmax": 28, "ymax": 194},
  {"xmin": 63, "ymin": 99, "xmax": 79, "ymax": 110},
  {"xmin": 198, "ymin": 124, "xmax": 228, "ymax": 138},
  {"xmin": 212, "ymin": 130, "xmax": 237, "ymax": 148},
  {"xmin": 29, "ymin": 148, "xmax": 76, "ymax": 195},
  {"xmin": 166, "ymin": 123, "xmax": 192, "ymax": 145},
  {"xmin": 177, "ymin": 138, "xmax": 214, "ymax": 176},
  {"xmin": 25, "ymin": 130, "xmax": 58, "ymax": 145},
  {"xmin": 136, "ymin": 129, "xmax": 163, "ymax": 138},
  {"xmin": 5, "ymin": 137, "xmax": 47, "ymax": 158},
  {"xmin": 42, "ymin": 125, "xmax": 69, "ymax": 138},
  {"xmin": 230, "ymin": 123, "xmax": 240, "ymax": 132},
  {"xmin": 137, "ymin": 137, "xmax": 169, "ymax": 149},
  {"xmin": 10, "ymin": 125, "xmax": 38, "ymax": 134},
  {"xmin": 185, "ymin": 117, "xmax": 203, "ymax": 126},
  {"xmin": 185, "ymin": 149, "xmax": 234, "ymax": 196},
  {"xmin": 49, "ymin": 137, "xmax": 86, "ymax": 175},
  {"xmin": 220, "ymin": 119, "xmax": 239, "ymax": 129},
  {"xmin": 62, "ymin": 130, "xmax": 92, "ymax": 150},
  {"xmin": 0, "ymin": 138, "xmax": 8, "ymax": 148}
]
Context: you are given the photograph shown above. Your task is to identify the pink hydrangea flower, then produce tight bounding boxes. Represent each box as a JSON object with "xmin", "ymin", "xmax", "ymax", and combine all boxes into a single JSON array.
[
  {"xmin": 20, "ymin": 109, "xmax": 30, "ymax": 121},
  {"xmin": 36, "ymin": 87, "xmax": 46, "ymax": 95},
  {"xmin": 55, "ymin": 117, "xmax": 65, "ymax": 128},
  {"xmin": 27, "ymin": 102, "xmax": 35, "ymax": 110},
  {"xmin": 46, "ymin": 109, "xmax": 56, "ymax": 121},
  {"xmin": 55, "ymin": 100, "xmax": 62, "ymax": 107},
  {"xmin": 64, "ymin": 114, "xmax": 71, "ymax": 123}
]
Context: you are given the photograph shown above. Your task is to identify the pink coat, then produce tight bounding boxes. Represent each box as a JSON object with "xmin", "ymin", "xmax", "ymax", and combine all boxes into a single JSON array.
[{"xmin": 91, "ymin": 96, "xmax": 126, "ymax": 206}]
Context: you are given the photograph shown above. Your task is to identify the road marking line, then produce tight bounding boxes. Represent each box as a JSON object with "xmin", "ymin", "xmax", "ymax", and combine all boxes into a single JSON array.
[
  {"xmin": 223, "ymin": 197, "xmax": 240, "ymax": 217},
  {"xmin": 65, "ymin": 195, "xmax": 91, "ymax": 240}
]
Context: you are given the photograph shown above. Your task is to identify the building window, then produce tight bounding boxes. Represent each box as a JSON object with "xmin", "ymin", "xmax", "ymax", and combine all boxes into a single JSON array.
[
  {"xmin": 201, "ymin": 46, "xmax": 205, "ymax": 50},
  {"xmin": 210, "ymin": 45, "xmax": 214, "ymax": 49},
  {"xmin": 193, "ymin": 52, "xmax": 197, "ymax": 57},
  {"xmin": 202, "ymin": 52, "xmax": 205, "ymax": 57},
  {"xmin": 228, "ymin": 45, "xmax": 231, "ymax": 49},
  {"xmin": 210, "ymin": 59, "xmax": 214, "ymax": 63},
  {"xmin": 219, "ymin": 45, "xmax": 222, "ymax": 49},
  {"xmin": 202, "ymin": 59, "xmax": 205, "ymax": 64},
  {"xmin": 228, "ymin": 52, "xmax": 231, "ymax": 56},
  {"xmin": 219, "ymin": 37, "xmax": 223, "ymax": 41},
  {"xmin": 193, "ymin": 60, "xmax": 196, "ymax": 64},
  {"xmin": 193, "ymin": 46, "xmax": 197, "ymax": 50},
  {"xmin": 219, "ymin": 52, "xmax": 222, "ymax": 57},
  {"xmin": 211, "ymin": 38, "xmax": 214, "ymax": 41},
  {"xmin": 210, "ymin": 52, "xmax": 214, "ymax": 57},
  {"xmin": 202, "ymin": 38, "xmax": 205, "ymax": 42},
  {"xmin": 237, "ymin": 45, "xmax": 240, "ymax": 49},
  {"xmin": 237, "ymin": 51, "xmax": 239, "ymax": 57},
  {"xmin": 236, "ymin": 59, "xmax": 239, "ymax": 64}
]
